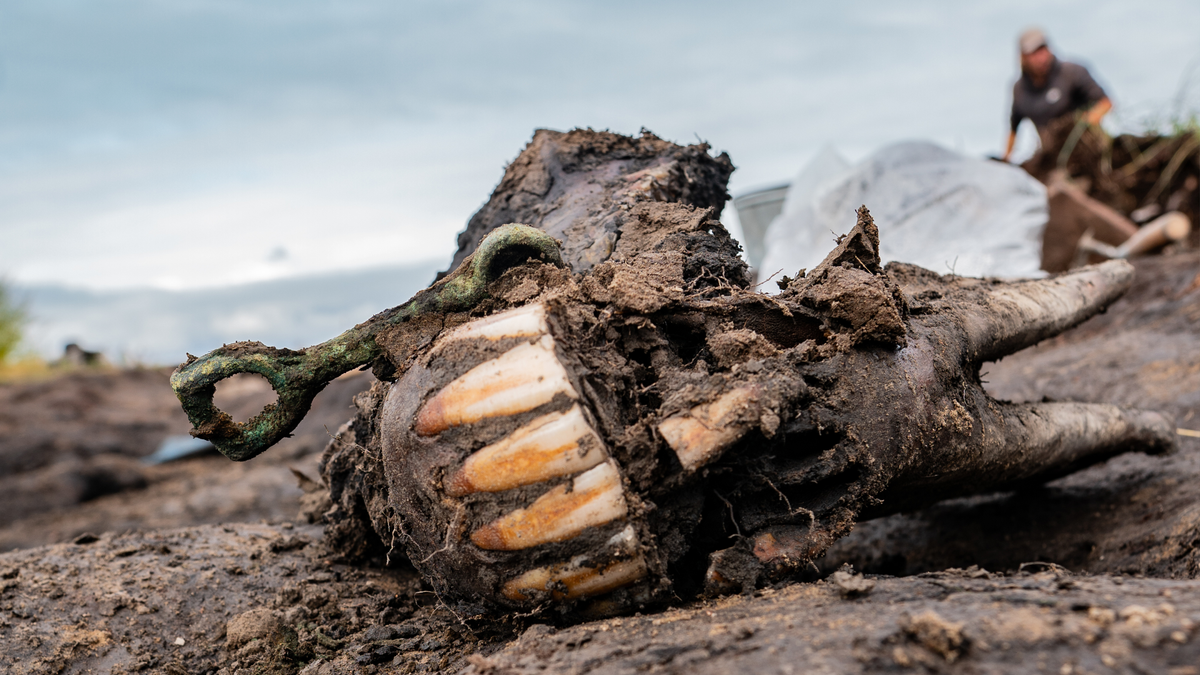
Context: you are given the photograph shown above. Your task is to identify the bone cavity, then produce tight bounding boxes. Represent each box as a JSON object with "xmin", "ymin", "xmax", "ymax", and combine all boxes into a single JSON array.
[
  {"xmin": 440, "ymin": 303, "xmax": 548, "ymax": 343},
  {"xmin": 658, "ymin": 386, "xmax": 758, "ymax": 472},
  {"xmin": 445, "ymin": 405, "xmax": 606, "ymax": 496},
  {"xmin": 470, "ymin": 461, "xmax": 627, "ymax": 550},
  {"xmin": 415, "ymin": 335, "xmax": 577, "ymax": 436}
]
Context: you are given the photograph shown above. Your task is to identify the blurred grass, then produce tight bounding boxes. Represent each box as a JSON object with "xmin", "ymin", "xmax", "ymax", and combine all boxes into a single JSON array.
[
  {"xmin": 0, "ymin": 279, "xmax": 57, "ymax": 382},
  {"xmin": 0, "ymin": 280, "xmax": 24, "ymax": 363}
]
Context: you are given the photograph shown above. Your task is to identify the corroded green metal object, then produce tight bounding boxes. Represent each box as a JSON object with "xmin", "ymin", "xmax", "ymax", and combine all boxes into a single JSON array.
[{"xmin": 171, "ymin": 224, "xmax": 564, "ymax": 461}]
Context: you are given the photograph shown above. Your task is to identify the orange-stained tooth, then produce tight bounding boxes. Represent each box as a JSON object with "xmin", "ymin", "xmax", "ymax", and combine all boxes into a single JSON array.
[
  {"xmin": 415, "ymin": 335, "xmax": 577, "ymax": 436},
  {"xmin": 470, "ymin": 462, "xmax": 627, "ymax": 550},
  {"xmin": 658, "ymin": 386, "xmax": 759, "ymax": 471},
  {"xmin": 501, "ymin": 555, "xmax": 648, "ymax": 602},
  {"xmin": 438, "ymin": 303, "xmax": 548, "ymax": 343},
  {"xmin": 445, "ymin": 405, "xmax": 606, "ymax": 496}
]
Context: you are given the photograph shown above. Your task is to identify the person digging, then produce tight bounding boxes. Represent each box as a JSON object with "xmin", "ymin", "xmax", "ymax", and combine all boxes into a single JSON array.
[{"xmin": 1002, "ymin": 27, "xmax": 1112, "ymax": 163}]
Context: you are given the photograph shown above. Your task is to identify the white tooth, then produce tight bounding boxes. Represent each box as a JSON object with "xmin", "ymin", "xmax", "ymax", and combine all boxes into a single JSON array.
[
  {"xmin": 501, "ymin": 555, "xmax": 648, "ymax": 602},
  {"xmin": 415, "ymin": 335, "xmax": 577, "ymax": 436},
  {"xmin": 658, "ymin": 386, "xmax": 758, "ymax": 472},
  {"xmin": 470, "ymin": 461, "xmax": 628, "ymax": 550},
  {"xmin": 445, "ymin": 405, "xmax": 606, "ymax": 496},
  {"xmin": 441, "ymin": 303, "xmax": 548, "ymax": 343}
]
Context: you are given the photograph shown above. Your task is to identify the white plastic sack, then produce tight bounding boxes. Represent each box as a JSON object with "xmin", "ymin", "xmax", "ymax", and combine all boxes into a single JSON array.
[{"xmin": 759, "ymin": 141, "xmax": 1046, "ymax": 290}]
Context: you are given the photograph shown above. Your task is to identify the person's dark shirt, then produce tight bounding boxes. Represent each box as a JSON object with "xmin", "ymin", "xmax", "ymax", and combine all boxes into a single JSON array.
[{"xmin": 1010, "ymin": 57, "xmax": 1106, "ymax": 132}]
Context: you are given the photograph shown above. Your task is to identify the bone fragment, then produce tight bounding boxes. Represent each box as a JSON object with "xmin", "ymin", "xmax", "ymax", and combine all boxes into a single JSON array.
[
  {"xmin": 445, "ymin": 405, "xmax": 607, "ymax": 496},
  {"xmin": 1078, "ymin": 212, "xmax": 1191, "ymax": 260},
  {"xmin": 658, "ymin": 386, "xmax": 759, "ymax": 471},
  {"xmin": 415, "ymin": 335, "xmax": 576, "ymax": 436},
  {"xmin": 471, "ymin": 461, "xmax": 628, "ymax": 550}
]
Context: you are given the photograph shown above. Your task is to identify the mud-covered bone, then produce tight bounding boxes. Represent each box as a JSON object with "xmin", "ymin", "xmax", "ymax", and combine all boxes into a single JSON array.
[{"xmin": 304, "ymin": 130, "xmax": 1173, "ymax": 618}]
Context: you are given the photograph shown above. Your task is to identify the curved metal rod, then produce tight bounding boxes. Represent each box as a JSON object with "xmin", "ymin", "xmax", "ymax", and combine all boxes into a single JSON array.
[{"xmin": 170, "ymin": 224, "xmax": 564, "ymax": 461}]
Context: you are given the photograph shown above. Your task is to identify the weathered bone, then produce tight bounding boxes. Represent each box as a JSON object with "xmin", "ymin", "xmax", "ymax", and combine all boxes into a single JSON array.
[
  {"xmin": 959, "ymin": 260, "xmax": 1133, "ymax": 363},
  {"xmin": 187, "ymin": 129, "xmax": 1176, "ymax": 618}
]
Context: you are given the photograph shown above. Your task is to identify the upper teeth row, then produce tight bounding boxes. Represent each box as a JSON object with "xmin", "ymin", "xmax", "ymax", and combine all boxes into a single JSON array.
[{"xmin": 414, "ymin": 303, "xmax": 647, "ymax": 602}]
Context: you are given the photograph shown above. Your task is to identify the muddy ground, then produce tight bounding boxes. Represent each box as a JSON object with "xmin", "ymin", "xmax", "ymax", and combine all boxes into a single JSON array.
[{"xmin": 1, "ymin": 247, "xmax": 1199, "ymax": 673}]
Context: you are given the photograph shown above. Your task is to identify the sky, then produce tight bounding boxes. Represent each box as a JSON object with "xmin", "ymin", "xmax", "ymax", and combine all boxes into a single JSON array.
[{"xmin": 1, "ymin": 0, "xmax": 1198, "ymax": 291}]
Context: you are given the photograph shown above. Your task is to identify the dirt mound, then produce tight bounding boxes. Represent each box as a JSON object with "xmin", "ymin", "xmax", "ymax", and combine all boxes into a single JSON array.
[
  {"xmin": 1024, "ymin": 119, "xmax": 1199, "ymax": 245},
  {"xmin": 0, "ymin": 368, "xmax": 373, "ymax": 552}
]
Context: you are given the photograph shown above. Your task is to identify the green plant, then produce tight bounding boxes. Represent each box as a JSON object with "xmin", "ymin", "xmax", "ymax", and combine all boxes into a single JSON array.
[{"xmin": 0, "ymin": 280, "xmax": 25, "ymax": 363}]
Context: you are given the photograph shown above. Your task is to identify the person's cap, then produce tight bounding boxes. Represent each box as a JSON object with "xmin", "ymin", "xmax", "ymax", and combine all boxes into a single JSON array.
[{"xmin": 1019, "ymin": 28, "xmax": 1048, "ymax": 55}]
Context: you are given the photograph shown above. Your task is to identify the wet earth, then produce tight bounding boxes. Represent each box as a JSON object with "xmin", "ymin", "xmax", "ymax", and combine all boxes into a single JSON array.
[{"xmin": 1, "ymin": 249, "xmax": 1199, "ymax": 674}]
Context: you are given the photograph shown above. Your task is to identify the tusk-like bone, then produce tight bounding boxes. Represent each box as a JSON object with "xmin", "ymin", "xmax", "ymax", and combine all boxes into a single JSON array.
[
  {"xmin": 445, "ymin": 405, "xmax": 607, "ymax": 496},
  {"xmin": 415, "ymin": 335, "xmax": 577, "ymax": 436},
  {"xmin": 658, "ymin": 386, "xmax": 759, "ymax": 471},
  {"xmin": 962, "ymin": 260, "xmax": 1133, "ymax": 363},
  {"xmin": 471, "ymin": 461, "xmax": 628, "ymax": 550},
  {"xmin": 885, "ymin": 402, "xmax": 1175, "ymax": 509}
]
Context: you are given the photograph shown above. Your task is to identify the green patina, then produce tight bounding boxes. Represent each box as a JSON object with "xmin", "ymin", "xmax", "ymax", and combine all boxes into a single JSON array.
[{"xmin": 171, "ymin": 223, "xmax": 564, "ymax": 461}]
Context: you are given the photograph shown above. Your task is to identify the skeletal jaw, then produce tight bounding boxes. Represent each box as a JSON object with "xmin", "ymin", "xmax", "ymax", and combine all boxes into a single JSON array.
[{"xmin": 385, "ymin": 303, "xmax": 648, "ymax": 608}]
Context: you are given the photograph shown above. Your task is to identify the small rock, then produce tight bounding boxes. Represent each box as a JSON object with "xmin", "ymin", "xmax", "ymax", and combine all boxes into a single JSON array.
[
  {"xmin": 831, "ymin": 566, "xmax": 875, "ymax": 597},
  {"xmin": 226, "ymin": 608, "xmax": 281, "ymax": 649},
  {"xmin": 362, "ymin": 625, "xmax": 399, "ymax": 642},
  {"xmin": 901, "ymin": 610, "xmax": 967, "ymax": 663},
  {"xmin": 356, "ymin": 644, "xmax": 397, "ymax": 665}
]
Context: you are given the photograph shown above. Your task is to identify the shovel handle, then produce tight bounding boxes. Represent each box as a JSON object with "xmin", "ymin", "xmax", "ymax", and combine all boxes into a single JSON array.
[{"xmin": 170, "ymin": 224, "xmax": 564, "ymax": 461}]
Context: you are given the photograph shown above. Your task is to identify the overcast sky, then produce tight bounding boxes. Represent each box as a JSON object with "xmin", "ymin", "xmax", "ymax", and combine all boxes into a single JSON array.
[{"xmin": 2, "ymin": 0, "xmax": 1198, "ymax": 290}]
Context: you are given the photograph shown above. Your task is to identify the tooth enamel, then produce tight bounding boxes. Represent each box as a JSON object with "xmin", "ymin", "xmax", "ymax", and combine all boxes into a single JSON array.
[
  {"xmin": 470, "ymin": 461, "xmax": 628, "ymax": 550},
  {"xmin": 440, "ymin": 303, "xmax": 548, "ymax": 343},
  {"xmin": 501, "ymin": 526, "xmax": 644, "ymax": 601},
  {"xmin": 445, "ymin": 405, "xmax": 606, "ymax": 496},
  {"xmin": 658, "ymin": 386, "xmax": 758, "ymax": 472},
  {"xmin": 415, "ymin": 335, "xmax": 577, "ymax": 436},
  {"xmin": 501, "ymin": 555, "xmax": 648, "ymax": 602}
]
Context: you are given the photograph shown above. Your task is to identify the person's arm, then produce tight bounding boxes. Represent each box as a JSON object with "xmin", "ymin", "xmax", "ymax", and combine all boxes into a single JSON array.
[
  {"xmin": 1002, "ymin": 130, "xmax": 1017, "ymax": 162},
  {"xmin": 1072, "ymin": 64, "xmax": 1110, "ymax": 126},
  {"xmin": 1085, "ymin": 96, "xmax": 1112, "ymax": 126},
  {"xmin": 1004, "ymin": 85, "xmax": 1022, "ymax": 162}
]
